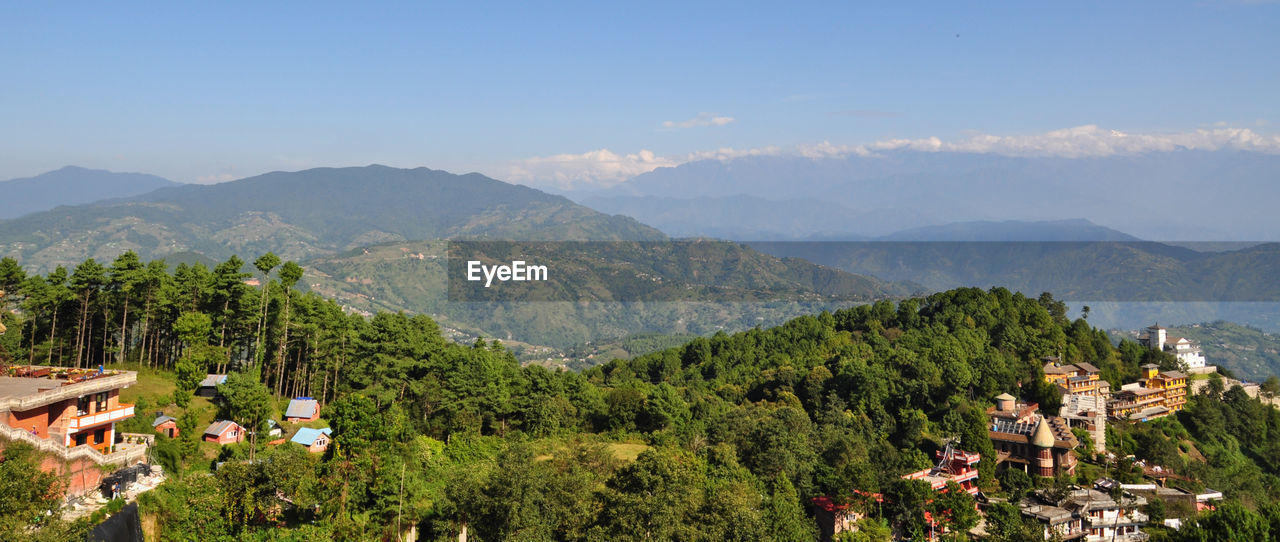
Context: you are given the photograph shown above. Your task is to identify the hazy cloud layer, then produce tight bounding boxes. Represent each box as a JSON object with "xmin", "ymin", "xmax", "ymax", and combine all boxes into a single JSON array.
[
  {"xmin": 506, "ymin": 125, "xmax": 1280, "ymax": 189},
  {"xmin": 661, "ymin": 113, "xmax": 735, "ymax": 129}
]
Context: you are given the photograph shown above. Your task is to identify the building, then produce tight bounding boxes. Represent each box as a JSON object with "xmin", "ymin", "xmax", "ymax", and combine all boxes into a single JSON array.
[
  {"xmin": 1020, "ymin": 487, "xmax": 1147, "ymax": 542},
  {"xmin": 987, "ymin": 393, "xmax": 1078, "ymax": 477},
  {"xmin": 0, "ymin": 365, "xmax": 147, "ymax": 495},
  {"xmin": 1108, "ymin": 364, "xmax": 1187, "ymax": 421},
  {"xmin": 1059, "ymin": 394, "xmax": 1107, "ymax": 454},
  {"xmin": 152, "ymin": 414, "xmax": 178, "ymax": 438},
  {"xmin": 1117, "ymin": 482, "xmax": 1222, "ymax": 515},
  {"xmin": 197, "ymin": 374, "xmax": 227, "ymax": 398},
  {"xmin": 812, "ymin": 491, "xmax": 882, "ymax": 542},
  {"xmin": 266, "ymin": 419, "xmax": 283, "ymax": 438},
  {"xmin": 1139, "ymin": 324, "xmax": 1207, "ymax": 370},
  {"xmin": 203, "ymin": 420, "xmax": 245, "ymax": 445},
  {"xmin": 901, "ymin": 443, "xmax": 981, "ymax": 495},
  {"xmin": 290, "ymin": 427, "xmax": 332, "ymax": 453},
  {"xmin": 284, "ymin": 397, "xmax": 320, "ymax": 422},
  {"xmin": 1139, "ymin": 364, "xmax": 1187, "ymax": 413},
  {"xmin": 1043, "ymin": 358, "xmax": 1103, "ymax": 397}
]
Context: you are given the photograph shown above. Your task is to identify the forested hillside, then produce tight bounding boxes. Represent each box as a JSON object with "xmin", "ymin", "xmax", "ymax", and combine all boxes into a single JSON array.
[
  {"xmin": 4, "ymin": 256, "xmax": 1279, "ymax": 541},
  {"xmin": 305, "ymin": 240, "xmax": 911, "ymax": 352}
]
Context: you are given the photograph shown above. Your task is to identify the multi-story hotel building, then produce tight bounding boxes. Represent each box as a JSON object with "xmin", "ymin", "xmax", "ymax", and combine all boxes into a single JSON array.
[{"xmin": 1108, "ymin": 364, "xmax": 1188, "ymax": 421}]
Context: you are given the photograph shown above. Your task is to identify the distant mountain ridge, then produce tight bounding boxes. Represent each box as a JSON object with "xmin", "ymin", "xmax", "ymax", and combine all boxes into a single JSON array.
[
  {"xmin": 875, "ymin": 219, "xmax": 1140, "ymax": 242},
  {"xmin": 573, "ymin": 150, "xmax": 1280, "ymax": 241},
  {"xmin": 0, "ymin": 165, "xmax": 664, "ymax": 272},
  {"xmin": 750, "ymin": 240, "xmax": 1280, "ymax": 302},
  {"xmin": 0, "ymin": 166, "xmax": 180, "ymax": 219}
]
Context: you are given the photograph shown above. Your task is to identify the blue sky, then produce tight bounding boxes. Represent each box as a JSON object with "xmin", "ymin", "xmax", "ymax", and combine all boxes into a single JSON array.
[{"xmin": 1, "ymin": 1, "xmax": 1277, "ymax": 187}]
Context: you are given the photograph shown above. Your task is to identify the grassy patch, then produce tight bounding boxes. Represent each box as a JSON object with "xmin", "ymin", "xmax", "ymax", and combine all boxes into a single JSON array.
[
  {"xmin": 607, "ymin": 442, "xmax": 650, "ymax": 462},
  {"xmin": 117, "ymin": 367, "xmax": 177, "ymax": 405}
]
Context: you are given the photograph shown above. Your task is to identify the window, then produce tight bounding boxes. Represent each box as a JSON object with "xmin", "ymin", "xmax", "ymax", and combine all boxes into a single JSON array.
[
  {"xmin": 75, "ymin": 433, "xmax": 88, "ymax": 446},
  {"xmin": 94, "ymin": 428, "xmax": 105, "ymax": 445},
  {"xmin": 95, "ymin": 392, "xmax": 108, "ymax": 413}
]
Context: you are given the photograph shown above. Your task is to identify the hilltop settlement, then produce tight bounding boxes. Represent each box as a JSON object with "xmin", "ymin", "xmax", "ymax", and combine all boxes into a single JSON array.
[{"xmin": 1, "ymin": 257, "xmax": 1278, "ymax": 541}]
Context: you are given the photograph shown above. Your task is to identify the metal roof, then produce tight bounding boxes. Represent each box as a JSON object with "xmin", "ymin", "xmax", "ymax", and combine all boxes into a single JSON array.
[
  {"xmin": 285, "ymin": 398, "xmax": 319, "ymax": 419},
  {"xmin": 290, "ymin": 427, "xmax": 332, "ymax": 446}
]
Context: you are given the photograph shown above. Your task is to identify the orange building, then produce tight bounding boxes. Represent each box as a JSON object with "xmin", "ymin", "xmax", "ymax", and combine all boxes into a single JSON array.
[
  {"xmin": 0, "ymin": 366, "xmax": 147, "ymax": 496},
  {"xmin": 1042, "ymin": 358, "xmax": 1103, "ymax": 397},
  {"xmin": 1108, "ymin": 364, "xmax": 1187, "ymax": 421}
]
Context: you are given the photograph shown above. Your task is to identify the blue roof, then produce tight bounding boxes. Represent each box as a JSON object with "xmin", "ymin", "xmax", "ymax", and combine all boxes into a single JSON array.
[
  {"xmin": 285, "ymin": 398, "xmax": 318, "ymax": 419},
  {"xmin": 290, "ymin": 427, "xmax": 332, "ymax": 446}
]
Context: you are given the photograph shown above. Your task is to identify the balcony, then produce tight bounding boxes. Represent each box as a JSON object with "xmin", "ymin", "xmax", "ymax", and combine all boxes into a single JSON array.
[{"xmin": 69, "ymin": 404, "xmax": 135, "ymax": 430}]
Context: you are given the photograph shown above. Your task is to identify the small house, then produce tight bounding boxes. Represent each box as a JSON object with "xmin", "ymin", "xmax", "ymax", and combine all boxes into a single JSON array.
[
  {"xmin": 152, "ymin": 415, "xmax": 178, "ymax": 438},
  {"xmin": 203, "ymin": 420, "xmax": 245, "ymax": 445},
  {"xmin": 284, "ymin": 397, "xmax": 320, "ymax": 422},
  {"xmin": 197, "ymin": 374, "xmax": 227, "ymax": 398},
  {"xmin": 290, "ymin": 427, "xmax": 333, "ymax": 453}
]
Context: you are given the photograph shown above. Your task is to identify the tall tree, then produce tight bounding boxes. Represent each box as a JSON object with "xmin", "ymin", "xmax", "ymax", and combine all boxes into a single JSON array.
[
  {"xmin": 765, "ymin": 475, "xmax": 816, "ymax": 542},
  {"xmin": 69, "ymin": 259, "xmax": 106, "ymax": 368},
  {"xmin": 108, "ymin": 251, "xmax": 145, "ymax": 363},
  {"xmin": 209, "ymin": 256, "xmax": 251, "ymax": 372},
  {"xmin": 274, "ymin": 261, "xmax": 303, "ymax": 398},
  {"xmin": 218, "ymin": 370, "xmax": 273, "ymax": 463},
  {"xmin": 252, "ymin": 252, "xmax": 280, "ymax": 369}
]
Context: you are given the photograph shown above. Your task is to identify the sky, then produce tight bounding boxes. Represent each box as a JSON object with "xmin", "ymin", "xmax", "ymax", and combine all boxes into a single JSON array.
[{"xmin": 1, "ymin": 1, "xmax": 1277, "ymax": 189}]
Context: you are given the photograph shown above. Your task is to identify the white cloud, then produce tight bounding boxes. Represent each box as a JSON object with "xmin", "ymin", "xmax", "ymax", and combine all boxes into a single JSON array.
[
  {"xmin": 661, "ymin": 112, "xmax": 735, "ymax": 129},
  {"xmin": 507, "ymin": 125, "xmax": 1280, "ymax": 190},
  {"xmin": 503, "ymin": 149, "xmax": 678, "ymax": 190},
  {"xmin": 851, "ymin": 125, "xmax": 1280, "ymax": 157}
]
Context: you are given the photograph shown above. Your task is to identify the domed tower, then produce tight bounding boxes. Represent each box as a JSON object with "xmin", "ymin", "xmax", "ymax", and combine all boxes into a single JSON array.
[{"xmin": 1032, "ymin": 419, "xmax": 1056, "ymax": 477}]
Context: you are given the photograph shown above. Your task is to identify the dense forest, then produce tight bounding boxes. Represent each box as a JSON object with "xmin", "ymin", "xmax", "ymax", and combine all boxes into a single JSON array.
[{"xmin": 2, "ymin": 253, "xmax": 1280, "ymax": 541}]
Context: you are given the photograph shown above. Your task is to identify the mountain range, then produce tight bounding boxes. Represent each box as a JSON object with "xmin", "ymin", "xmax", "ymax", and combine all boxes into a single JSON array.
[
  {"xmin": 0, "ymin": 165, "xmax": 663, "ymax": 272},
  {"xmin": 6, "ymin": 161, "xmax": 1280, "ymax": 362},
  {"xmin": 0, "ymin": 166, "xmax": 180, "ymax": 219},
  {"xmin": 0, "ymin": 165, "xmax": 908, "ymax": 354},
  {"xmin": 572, "ymin": 150, "xmax": 1280, "ymax": 241}
]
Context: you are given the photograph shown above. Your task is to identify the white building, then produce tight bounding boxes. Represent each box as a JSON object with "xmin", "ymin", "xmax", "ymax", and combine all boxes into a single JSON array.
[{"xmin": 1138, "ymin": 324, "xmax": 1207, "ymax": 370}]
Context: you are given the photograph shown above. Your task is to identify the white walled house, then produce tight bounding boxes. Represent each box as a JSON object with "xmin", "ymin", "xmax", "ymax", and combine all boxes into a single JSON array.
[{"xmin": 1138, "ymin": 324, "xmax": 1207, "ymax": 370}]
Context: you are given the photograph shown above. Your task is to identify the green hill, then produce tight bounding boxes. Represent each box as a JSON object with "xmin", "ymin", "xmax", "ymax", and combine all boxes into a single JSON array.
[{"xmin": 0, "ymin": 165, "xmax": 664, "ymax": 272}]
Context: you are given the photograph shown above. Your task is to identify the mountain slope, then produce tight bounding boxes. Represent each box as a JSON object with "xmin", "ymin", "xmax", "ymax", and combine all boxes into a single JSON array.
[
  {"xmin": 0, "ymin": 166, "xmax": 180, "ymax": 219},
  {"xmin": 750, "ymin": 240, "xmax": 1280, "ymax": 302},
  {"xmin": 1148, "ymin": 321, "xmax": 1280, "ymax": 382},
  {"xmin": 0, "ymin": 165, "xmax": 665, "ymax": 271},
  {"xmin": 579, "ymin": 195, "xmax": 871, "ymax": 240},
  {"xmin": 304, "ymin": 239, "xmax": 913, "ymax": 350}
]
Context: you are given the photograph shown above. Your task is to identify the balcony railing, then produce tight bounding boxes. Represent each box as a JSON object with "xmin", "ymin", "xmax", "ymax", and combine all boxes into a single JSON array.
[
  {"xmin": 0, "ymin": 372, "xmax": 136, "ymax": 411},
  {"xmin": 0, "ymin": 423, "xmax": 147, "ymax": 466},
  {"xmin": 69, "ymin": 404, "xmax": 135, "ymax": 430}
]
